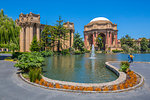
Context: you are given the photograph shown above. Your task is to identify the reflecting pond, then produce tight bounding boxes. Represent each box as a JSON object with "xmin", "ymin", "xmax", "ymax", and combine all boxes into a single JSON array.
[{"xmin": 43, "ymin": 53, "xmax": 150, "ymax": 83}]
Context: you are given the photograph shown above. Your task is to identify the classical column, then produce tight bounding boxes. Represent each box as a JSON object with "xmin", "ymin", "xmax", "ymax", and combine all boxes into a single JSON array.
[
  {"xmin": 30, "ymin": 23, "xmax": 34, "ymax": 45},
  {"xmin": 26, "ymin": 26, "xmax": 30, "ymax": 52},
  {"xmin": 115, "ymin": 32, "xmax": 118, "ymax": 47},
  {"xmin": 93, "ymin": 33, "xmax": 95, "ymax": 46},
  {"xmin": 36, "ymin": 24, "xmax": 40, "ymax": 41},
  {"xmin": 106, "ymin": 32, "xmax": 109, "ymax": 45},
  {"xmin": 96, "ymin": 32, "xmax": 98, "ymax": 37},
  {"xmin": 84, "ymin": 33, "xmax": 87, "ymax": 48},
  {"xmin": 71, "ymin": 31, "xmax": 74, "ymax": 47},
  {"xmin": 110, "ymin": 32, "xmax": 112, "ymax": 47},
  {"xmin": 20, "ymin": 27, "xmax": 25, "ymax": 52}
]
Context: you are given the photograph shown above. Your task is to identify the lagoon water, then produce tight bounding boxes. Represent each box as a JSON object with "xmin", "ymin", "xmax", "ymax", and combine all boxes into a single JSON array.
[{"xmin": 43, "ymin": 53, "xmax": 150, "ymax": 83}]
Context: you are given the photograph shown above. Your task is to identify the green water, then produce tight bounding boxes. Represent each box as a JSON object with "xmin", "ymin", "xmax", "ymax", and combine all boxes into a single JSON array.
[{"xmin": 43, "ymin": 53, "xmax": 150, "ymax": 83}]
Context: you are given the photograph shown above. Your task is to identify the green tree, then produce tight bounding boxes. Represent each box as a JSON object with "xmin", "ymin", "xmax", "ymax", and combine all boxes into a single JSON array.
[
  {"xmin": 30, "ymin": 36, "xmax": 40, "ymax": 52},
  {"xmin": 73, "ymin": 33, "xmax": 84, "ymax": 51},
  {"xmin": 40, "ymin": 16, "xmax": 68, "ymax": 52},
  {"xmin": 140, "ymin": 38, "xmax": 149, "ymax": 52},
  {"xmin": 120, "ymin": 35, "xmax": 134, "ymax": 47},
  {"xmin": 0, "ymin": 9, "xmax": 20, "ymax": 51},
  {"xmin": 121, "ymin": 44, "xmax": 131, "ymax": 53},
  {"xmin": 54, "ymin": 16, "xmax": 69, "ymax": 52},
  {"xmin": 96, "ymin": 35, "xmax": 103, "ymax": 50}
]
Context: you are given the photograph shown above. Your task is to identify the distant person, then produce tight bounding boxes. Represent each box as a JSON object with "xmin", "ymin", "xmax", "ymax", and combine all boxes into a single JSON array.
[{"xmin": 130, "ymin": 53, "xmax": 134, "ymax": 63}]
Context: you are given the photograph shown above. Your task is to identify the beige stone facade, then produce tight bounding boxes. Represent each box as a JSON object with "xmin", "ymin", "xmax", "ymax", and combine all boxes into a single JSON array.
[
  {"xmin": 16, "ymin": 12, "xmax": 74, "ymax": 52},
  {"xmin": 84, "ymin": 17, "xmax": 120, "ymax": 51}
]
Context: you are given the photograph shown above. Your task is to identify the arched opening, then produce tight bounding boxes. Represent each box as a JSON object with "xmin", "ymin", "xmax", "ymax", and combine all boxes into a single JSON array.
[
  {"xmin": 88, "ymin": 34, "xmax": 93, "ymax": 48},
  {"xmin": 97, "ymin": 33, "xmax": 106, "ymax": 50}
]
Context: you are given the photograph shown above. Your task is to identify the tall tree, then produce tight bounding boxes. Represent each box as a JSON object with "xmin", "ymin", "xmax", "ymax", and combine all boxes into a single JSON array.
[
  {"xmin": 0, "ymin": 9, "xmax": 20, "ymax": 51},
  {"xmin": 40, "ymin": 16, "xmax": 68, "ymax": 52},
  {"xmin": 55, "ymin": 16, "xmax": 69, "ymax": 52},
  {"xmin": 140, "ymin": 38, "xmax": 149, "ymax": 52},
  {"xmin": 73, "ymin": 33, "xmax": 84, "ymax": 51},
  {"xmin": 96, "ymin": 35, "xmax": 103, "ymax": 50}
]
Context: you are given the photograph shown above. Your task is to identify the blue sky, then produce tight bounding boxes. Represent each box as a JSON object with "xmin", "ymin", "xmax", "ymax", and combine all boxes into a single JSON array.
[{"xmin": 1, "ymin": 0, "xmax": 150, "ymax": 39}]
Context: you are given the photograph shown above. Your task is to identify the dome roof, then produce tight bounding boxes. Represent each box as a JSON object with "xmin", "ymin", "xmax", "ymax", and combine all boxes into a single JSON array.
[{"xmin": 90, "ymin": 17, "xmax": 110, "ymax": 23}]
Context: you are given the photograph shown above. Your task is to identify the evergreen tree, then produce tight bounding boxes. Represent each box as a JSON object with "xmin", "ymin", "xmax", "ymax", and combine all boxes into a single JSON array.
[
  {"xmin": 55, "ymin": 16, "xmax": 69, "ymax": 52},
  {"xmin": 30, "ymin": 36, "xmax": 40, "ymax": 52},
  {"xmin": 73, "ymin": 33, "xmax": 84, "ymax": 51},
  {"xmin": 40, "ymin": 16, "xmax": 68, "ymax": 52}
]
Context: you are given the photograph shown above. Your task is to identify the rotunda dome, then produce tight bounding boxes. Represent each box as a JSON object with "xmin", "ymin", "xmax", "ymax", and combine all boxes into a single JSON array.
[{"xmin": 90, "ymin": 17, "xmax": 110, "ymax": 23}]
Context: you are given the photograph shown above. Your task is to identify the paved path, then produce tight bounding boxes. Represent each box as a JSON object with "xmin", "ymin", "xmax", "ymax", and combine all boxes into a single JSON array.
[{"xmin": 0, "ymin": 59, "xmax": 150, "ymax": 100}]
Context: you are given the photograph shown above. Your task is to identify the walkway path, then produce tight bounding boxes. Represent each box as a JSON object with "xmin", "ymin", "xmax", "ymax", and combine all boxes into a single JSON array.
[{"xmin": 0, "ymin": 58, "xmax": 150, "ymax": 100}]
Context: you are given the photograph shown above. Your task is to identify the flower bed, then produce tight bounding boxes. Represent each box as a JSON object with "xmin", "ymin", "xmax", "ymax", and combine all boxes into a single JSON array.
[{"xmin": 20, "ymin": 70, "xmax": 143, "ymax": 92}]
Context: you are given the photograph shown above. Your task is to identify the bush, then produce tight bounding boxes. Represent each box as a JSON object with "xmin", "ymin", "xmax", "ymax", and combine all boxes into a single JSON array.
[
  {"xmin": 74, "ymin": 50, "xmax": 82, "ymax": 55},
  {"xmin": 29, "ymin": 68, "xmax": 42, "ymax": 82},
  {"xmin": 84, "ymin": 49, "xmax": 90, "ymax": 53},
  {"xmin": 40, "ymin": 51, "xmax": 53, "ymax": 57},
  {"xmin": 120, "ymin": 61, "xmax": 130, "ymax": 72},
  {"xmin": 12, "ymin": 52, "xmax": 30, "ymax": 59},
  {"xmin": 61, "ymin": 49, "xmax": 70, "ymax": 55},
  {"xmin": 13, "ymin": 58, "xmax": 18, "ymax": 61},
  {"xmin": 14, "ymin": 53, "xmax": 44, "ymax": 72},
  {"xmin": 112, "ymin": 50, "xmax": 123, "ymax": 53},
  {"xmin": 120, "ymin": 61, "xmax": 130, "ymax": 67}
]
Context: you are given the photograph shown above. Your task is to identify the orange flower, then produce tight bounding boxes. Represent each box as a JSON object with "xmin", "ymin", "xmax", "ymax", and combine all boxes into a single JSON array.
[
  {"xmin": 103, "ymin": 86, "xmax": 109, "ymax": 91},
  {"xmin": 124, "ymin": 83, "xmax": 128, "ymax": 88},
  {"xmin": 129, "ymin": 83, "xmax": 133, "ymax": 87},
  {"xmin": 74, "ymin": 86, "xmax": 79, "ymax": 90},
  {"xmin": 95, "ymin": 87, "xmax": 101, "ymax": 91},
  {"xmin": 44, "ymin": 81, "xmax": 48, "ymax": 87},
  {"xmin": 79, "ymin": 86, "xmax": 84, "ymax": 91},
  {"xmin": 35, "ymin": 79, "xmax": 39, "ymax": 84},
  {"xmin": 63, "ymin": 85, "xmax": 69, "ymax": 89},
  {"xmin": 55, "ymin": 83, "xmax": 61, "ymax": 88},
  {"xmin": 86, "ymin": 87, "xmax": 93, "ymax": 91},
  {"xmin": 70, "ymin": 86, "xmax": 75, "ymax": 90},
  {"xmin": 112, "ymin": 85, "xmax": 118, "ymax": 91},
  {"xmin": 40, "ymin": 79, "xmax": 44, "ymax": 82},
  {"xmin": 119, "ymin": 84, "xmax": 124, "ymax": 89},
  {"xmin": 49, "ymin": 83, "xmax": 54, "ymax": 88}
]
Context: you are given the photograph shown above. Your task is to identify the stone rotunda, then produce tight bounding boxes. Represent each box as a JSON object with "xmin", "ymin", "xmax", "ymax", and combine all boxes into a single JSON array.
[{"xmin": 84, "ymin": 17, "xmax": 120, "ymax": 51}]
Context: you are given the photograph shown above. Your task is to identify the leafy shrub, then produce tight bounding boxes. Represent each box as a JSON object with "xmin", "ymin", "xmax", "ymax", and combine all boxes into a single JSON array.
[
  {"xmin": 12, "ymin": 52, "xmax": 30, "ymax": 59},
  {"xmin": 74, "ymin": 50, "xmax": 82, "ymax": 54},
  {"xmin": 112, "ymin": 50, "xmax": 123, "ymax": 53},
  {"xmin": 61, "ymin": 49, "xmax": 70, "ymax": 55},
  {"xmin": 84, "ymin": 49, "xmax": 90, "ymax": 53},
  {"xmin": 29, "ymin": 68, "xmax": 42, "ymax": 82},
  {"xmin": 120, "ymin": 61, "xmax": 130, "ymax": 67},
  {"xmin": 69, "ymin": 47, "xmax": 75, "ymax": 54},
  {"xmin": 14, "ymin": 53, "xmax": 44, "ymax": 72},
  {"xmin": 40, "ymin": 50, "xmax": 53, "ymax": 57},
  {"xmin": 120, "ymin": 61, "xmax": 130, "ymax": 72},
  {"xmin": 13, "ymin": 58, "xmax": 17, "ymax": 61}
]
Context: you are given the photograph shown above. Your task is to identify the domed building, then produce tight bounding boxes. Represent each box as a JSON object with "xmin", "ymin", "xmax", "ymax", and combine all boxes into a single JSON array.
[{"xmin": 84, "ymin": 17, "xmax": 119, "ymax": 51}]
